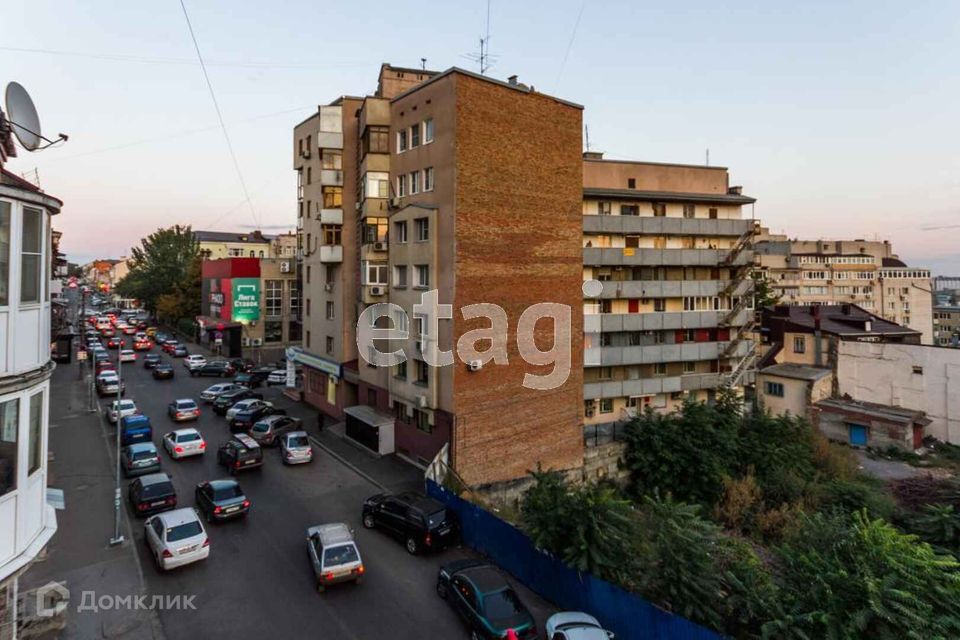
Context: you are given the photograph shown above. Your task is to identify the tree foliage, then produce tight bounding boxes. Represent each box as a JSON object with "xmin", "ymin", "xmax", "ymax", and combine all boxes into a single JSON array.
[{"xmin": 115, "ymin": 225, "xmax": 198, "ymax": 316}]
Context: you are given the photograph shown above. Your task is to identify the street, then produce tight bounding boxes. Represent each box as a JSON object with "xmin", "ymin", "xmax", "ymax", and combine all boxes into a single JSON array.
[{"xmin": 26, "ymin": 301, "xmax": 554, "ymax": 639}]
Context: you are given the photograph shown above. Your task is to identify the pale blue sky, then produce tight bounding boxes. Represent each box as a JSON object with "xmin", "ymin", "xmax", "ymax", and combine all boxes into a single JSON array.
[{"xmin": 4, "ymin": 1, "xmax": 960, "ymax": 272}]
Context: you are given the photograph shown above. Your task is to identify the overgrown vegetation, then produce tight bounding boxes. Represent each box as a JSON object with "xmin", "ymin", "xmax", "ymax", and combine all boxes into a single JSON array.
[{"xmin": 520, "ymin": 391, "xmax": 960, "ymax": 638}]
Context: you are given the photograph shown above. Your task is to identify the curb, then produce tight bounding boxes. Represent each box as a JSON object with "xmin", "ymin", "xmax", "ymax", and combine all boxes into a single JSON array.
[{"xmin": 307, "ymin": 435, "xmax": 388, "ymax": 492}]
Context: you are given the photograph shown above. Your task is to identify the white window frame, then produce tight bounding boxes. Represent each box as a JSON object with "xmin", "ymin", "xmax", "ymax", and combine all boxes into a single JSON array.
[
  {"xmin": 394, "ymin": 221, "xmax": 408, "ymax": 243},
  {"xmin": 393, "ymin": 265, "xmax": 408, "ymax": 288},
  {"xmin": 415, "ymin": 264, "xmax": 430, "ymax": 288},
  {"xmin": 397, "ymin": 129, "xmax": 407, "ymax": 153},
  {"xmin": 424, "ymin": 167, "xmax": 434, "ymax": 192},
  {"xmin": 415, "ymin": 218, "xmax": 429, "ymax": 242},
  {"xmin": 409, "ymin": 171, "xmax": 420, "ymax": 195},
  {"xmin": 423, "ymin": 118, "xmax": 434, "ymax": 143},
  {"xmin": 397, "ymin": 174, "xmax": 407, "ymax": 197}
]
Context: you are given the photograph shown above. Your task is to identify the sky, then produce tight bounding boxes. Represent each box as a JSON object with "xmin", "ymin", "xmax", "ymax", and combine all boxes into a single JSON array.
[{"xmin": 3, "ymin": 1, "xmax": 960, "ymax": 273}]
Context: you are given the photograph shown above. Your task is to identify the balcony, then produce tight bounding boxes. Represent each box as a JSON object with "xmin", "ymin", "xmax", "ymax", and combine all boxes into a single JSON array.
[
  {"xmin": 318, "ymin": 245, "xmax": 343, "ymax": 263},
  {"xmin": 583, "ymin": 308, "xmax": 754, "ymax": 333},
  {"xmin": 583, "ymin": 247, "xmax": 755, "ymax": 267},
  {"xmin": 591, "ymin": 279, "xmax": 752, "ymax": 299},
  {"xmin": 584, "ymin": 339, "xmax": 752, "ymax": 367},
  {"xmin": 584, "ymin": 373, "xmax": 722, "ymax": 400},
  {"xmin": 360, "ymin": 197, "xmax": 390, "ymax": 218},
  {"xmin": 583, "ymin": 216, "xmax": 754, "ymax": 237},
  {"xmin": 317, "ymin": 131, "xmax": 343, "ymax": 150},
  {"xmin": 319, "ymin": 209, "xmax": 343, "ymax": 225}
]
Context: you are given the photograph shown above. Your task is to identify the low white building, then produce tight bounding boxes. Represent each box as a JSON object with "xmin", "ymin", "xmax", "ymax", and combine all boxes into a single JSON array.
[
  {"xmin": 0, "ymin": 169, "xmax": 61, "ymax": 639},
  {"xmin": 837, "ymin": 340, "xmax": 960, "ymax": 444}
]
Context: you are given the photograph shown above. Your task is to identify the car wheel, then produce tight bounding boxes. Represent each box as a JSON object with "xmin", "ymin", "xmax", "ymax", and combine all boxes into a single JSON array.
[
  {"xmin": 405, "ymin": 536, "xmax": 418, "ymax": 555},
  {"xmin": 362, "ymin": 514, "xmax": 375, "ymax": 529},
  {"xmin": 436, "ymin": 581, "xmax": 448, "ymax": 599}
]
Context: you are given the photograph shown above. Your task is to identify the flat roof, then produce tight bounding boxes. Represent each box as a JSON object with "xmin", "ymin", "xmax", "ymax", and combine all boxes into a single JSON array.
[
  {"xmin": 815, "ymin": 397, "xmax": 930, "ymax": 426},
  {"xmin": 344, "ymin": 405, "xmax": 394, "ymax": 427},
  {"xmin": 760, "ymin": 363, "xmax": 832, "ymax": 382},
  {"xmin": 584, "ymin": 157, "xmax": 729, "ymax": 171},
  {"xmin": 583, "ymin": 187, "xmax": 756, "ymax": 205}
]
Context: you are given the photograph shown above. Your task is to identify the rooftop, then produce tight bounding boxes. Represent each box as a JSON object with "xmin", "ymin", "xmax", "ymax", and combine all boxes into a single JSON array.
[
  {"xmin": 760, "ymin": 363, "xmax": 832, "ymax": 382},
  {"xmin": 766, "ymin": 304, "xmax": 921, "ymax": 338},
  {"xmin": 194, "ymin": 230, "xmax": 273, "ymax": 244},
  {"xmin": 815, "ymin": 397, "xmax": 931, "ymax": 426},
  {"xmin": 583, "ymin": 186, "xmax": 756, "ymax": 205}
]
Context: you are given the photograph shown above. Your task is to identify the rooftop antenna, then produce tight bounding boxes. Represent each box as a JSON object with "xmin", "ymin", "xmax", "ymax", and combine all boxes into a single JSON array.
[
  {"xmin": 705, "ymin": 148, "xmax": 710, "ymax": 166},
  {"xmin": 585, "ymin": 124, "xmax": 591, "ymax": 152},
  {"xmin": 421, "ymin": 57, "xmax": 427, "ymax": 70},
  {"xmin": 463, "ymin": 0, "xmax": 495, "ymax": 74}
]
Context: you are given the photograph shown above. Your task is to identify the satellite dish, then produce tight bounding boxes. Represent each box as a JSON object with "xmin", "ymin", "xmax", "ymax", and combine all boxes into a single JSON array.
[{"xmin": 4, "ymin": 82, "xmax": 42, "ymax": 151}]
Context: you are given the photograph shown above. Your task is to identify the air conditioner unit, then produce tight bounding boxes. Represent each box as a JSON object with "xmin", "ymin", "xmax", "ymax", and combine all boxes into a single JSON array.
[
  {"xmin": 251, "ymin": 338, "xmax": 263, "ymax": 346},
  {"xmin": 585, "ymin": 407, "xmax": 595, "ymax": 417},
  {"xmin": 300, "ymin": 150, "xmax": 311, "ymax": 159},
  {"xmin": 324, "ymin": 283, "xmax": 334, "ymax": 292},
  {"xmin": 389, "ymin": 197, "xmax": 400, "ymax": 208},
  {"xmin": 369, "ymin": 285, "xmax": 385, "ymax": 296},
  {"xmin": 241, "ymin": 337, "xmax": 251, "ymax": 347},
  {"xmin": 373, "ymin": 241, "xmax": 388, "ymax": 251},
  {"xmin": 280, "ymin": 261, "xmax": 291, "ymax": 273},
  {"xmin": 467, "ymin": 359, "xmax": 483, "ymax": 372},
  {"xmin": 417, "ymin": 395, "xmax": 428, "ymax": 408}
]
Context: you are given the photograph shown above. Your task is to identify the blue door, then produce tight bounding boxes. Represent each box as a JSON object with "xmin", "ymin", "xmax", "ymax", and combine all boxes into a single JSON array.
[{"xmin": 848, "ymin": 424, "xmax": 868, "ymax": 446}]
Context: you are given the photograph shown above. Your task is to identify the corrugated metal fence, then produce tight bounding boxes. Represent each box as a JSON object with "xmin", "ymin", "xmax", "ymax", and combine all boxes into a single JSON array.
[{"xmin": 426, "ymin": 479, "xmax": 721, "ymax": 640}]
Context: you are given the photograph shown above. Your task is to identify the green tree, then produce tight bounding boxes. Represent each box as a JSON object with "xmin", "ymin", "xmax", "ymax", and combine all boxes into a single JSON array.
[
  {"xmin": 115, "ymin": 225, "xmax": 198, "ymax": 314},
  {"xmin": 907, "ymin": 504, "xmax": 960, "ymax": 554},
  {"xmin": 753, "ymin": 271, "xmax": 781, "ymax": 309}
]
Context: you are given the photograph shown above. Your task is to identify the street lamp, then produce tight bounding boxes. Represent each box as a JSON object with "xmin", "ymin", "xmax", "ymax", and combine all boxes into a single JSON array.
[{"xmin": 109, "ymin": 335, "xmax": 125, "ymax": 546}]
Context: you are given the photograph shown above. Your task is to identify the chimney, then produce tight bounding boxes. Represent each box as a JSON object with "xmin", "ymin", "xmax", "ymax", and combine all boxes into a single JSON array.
[
  {"xmin": 728, "ymin": 185, "xmax": 743, "ymax": 195},
  {"xmin": 583, "ymin": 151, "xmax": 604, "ymax": 160},
  {"xmin": 507, "ymin": 75, "xmax": 518, "ymax": 86}
]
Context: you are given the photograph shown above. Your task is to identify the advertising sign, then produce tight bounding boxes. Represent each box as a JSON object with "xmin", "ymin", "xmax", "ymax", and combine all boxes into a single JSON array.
[{"xmin": 231, "ymin": 278, "xmax": 260, "ymax": 323}]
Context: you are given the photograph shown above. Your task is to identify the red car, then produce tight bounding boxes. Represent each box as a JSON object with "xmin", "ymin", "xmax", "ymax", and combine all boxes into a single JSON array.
[
  {"xmin": 133, "ymin": 339, "xmax": 152, "ymax": 351},
  {"xmin": 96, "ymin": 360, "xmax": 116, "ymax": 375},
  {"xmin": 107, "ymin": 337, "xmax": 124, "ymax": 349},
  {"xmin": 122, "ymin": 326, "xmax": 137, "ymax": 335},
  {"xmin": 162, "ymin": 341, "xmax": 180, "ymax": 354},
  {"xmin": 101, "ymin": 328, "xmax": 116, "ymax": 338}
]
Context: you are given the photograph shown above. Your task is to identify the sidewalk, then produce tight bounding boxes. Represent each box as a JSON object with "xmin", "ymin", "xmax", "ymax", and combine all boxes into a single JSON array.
[{"xmin": 20, "ymin": 361, "xmax": 163, "ymax": 640}]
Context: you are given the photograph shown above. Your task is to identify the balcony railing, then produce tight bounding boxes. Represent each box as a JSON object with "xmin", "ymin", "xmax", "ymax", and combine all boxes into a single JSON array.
[
  {"xmin": 585, "ymin": 340, "xmax": 751, "ymax": 367},
  {"xmin": 583, "ymin": 308, "xmax": 754, "ymax": 333},
  {"xmin": 592, "ymin": 279, "xmax": 752, "ymax": 300},
  {"xmin": 583, "ymin": 216, "xmax": 754, "ymax": 238},
  {"xmin": 584, "ymin": 372, "xmax": 721, "ymax": 400},
  {"xmin": 584, "ymin": 247, "xmax": 755, "ymax": 267}
]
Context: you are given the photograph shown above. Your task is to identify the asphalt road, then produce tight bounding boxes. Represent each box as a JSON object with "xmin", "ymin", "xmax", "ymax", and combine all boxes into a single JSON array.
[{"xmin": 93, "ymin": 338, "xmax": 554, "ymax": 640}]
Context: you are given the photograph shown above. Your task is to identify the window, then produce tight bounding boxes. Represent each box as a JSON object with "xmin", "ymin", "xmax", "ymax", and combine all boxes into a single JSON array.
[
  {"xmin": 322, "ymin": 225, "xmax": 341, "ymax": 245},
  {"xmin": 322, "ymin": 186, "xmax": 342, "ymax": 208},
  {"xmin": 653, "ymin": 362, "xmax": 667, "ymax": 376},
  {"xmin": 289, "ymin": 281, "xmax": 300, "ymax": 317},
  {"xmin": 765, "ymin": 381, "xmax": 785, "ymax": 397},
  {"xmin": 683, "ymin": 204, "xmax": 695, "ymax": 218},
  {"xmin": 620, "ymin": 205, "xmax": 639, "ymax": 216},
  {"xmin": 415, "ymin": 264, "xmax": 430, "ymax": 288},
  {"xmin": 326, "ymin": 301, "xmax": 335, "ymax": 320},
  {"xmin": 326, "ymin": 336, "xmax": 334, "ymax": 354},
  {"xmin": 409, "ymin": 171, "xmax": 420, "ymax": 194},
  {"xmin": 413, "ymin": 408, "xmax": 431, "ymax": 433},
  {"xmin": 21, "ymin": 207, "xmax": 42, "ymax": 303},
  {"xmin": 397, "ymin": 174, "xmax": 407, "ymax": 197},
  {"xmin": 397, "ymin": 129, "xmax": 407, "ymax": 152},
  {"xmin": 0, "ymin": 201, "xmax": 9, "ymax": 305},
  {"xmin": 306, "ymin": 166, "xmax": 312, "ymax": 184},
  {"xmin": 265, "ymin": 280, "xmax": 282, "ymax": 317},
  {"xmin": 654, "ymin": 299, "xmax": 666, "ymax": 312},
  {"xmin": 912, "ymin": 365, "xmax": 923, "ymax": 375},
  {"xmin": 709, "ymin": 208, "xmax": 718, "ymax": 219},
  {"xmin": 393, "ymin": 308, "xmax": 409, "ymax": 334},
  {"xmin": 424, "ymin": 167, "xmax": 434, "ymax": 191},
  {"xmin": 599, "ymin": 399, "xmax": 614, "ymax": 414},
  {"xmin": 627, "ymin": 178, "xmax": 636, "ymax": 189},
  {"xmin": 363, "ymin": 262, "xmax": 388, "ymax": 285},
  {"xmin": 325, "ymin": 265, "xmax": 336, "ymax": 284},
  {"xmin": 683, "ymin": 361, "xmax": 696, "ymax": 374},
  {"xmin": 415, "ymin": 218, "xmax": 429, "ymax": 241},
  {"xmin": 264, "ymin": 320, "xmax": 282, "ymax": 343},
  {"xmin": 653, "ymin": 203, "xmax": 666, "ymax": 217},
  {"xmin": 394, "ymin": 265, "xmax": 408, "ymax": 288},
  {"xmin": 321, "ymin": 149, "xmax": 342, "ymax": 170},
  {"xmin": 306, "ymin": 330, "xmax": 311, "ymax": 349},
  {"xmin": 364, "ymin": 172, "xmax": 390, "ymax": 199},
  {"xmin": 362, "ymin": 217, "xmax": 388, "ymax": 244},
  {"xmin": 27, "ymin": 392, "xmax": 41, "ymax": 475},
  {"xmin": 0, "ymin": 398, "xmax": 19, "ymax": 496},
  {"xmin": 423, "ymin": 118, "xmax": 434, "ymax": 143},
  {"xmin": 410, "ymin": 123, "xmax": 420, "ymax": 148},
  {"xmin": 415, "ymin": 359, "xmax": 429, "ymax": 385},
  {"xmin": 793, "ymin": 336, "xmax": 806, "ymax": 353},
  {"xmin": 597, "ymin": 366, "xmax": 613, "ymax": 380},
  {"xmin": 396, "ymin": 360, "xmax": 407, "ymax": 379},
  {"xmin": 305, "ymin": 266, "xmax": 311, "ymax": 284},
  {"xmin": 363, "ymin": 126, "xmax": 390, "ymax": 155},
  {"xmin": 306, "ymin": 299, "xmax": 311, "ymax": 317}
]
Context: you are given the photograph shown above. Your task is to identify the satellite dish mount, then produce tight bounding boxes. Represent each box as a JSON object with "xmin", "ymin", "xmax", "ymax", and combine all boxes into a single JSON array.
[{"xmin": 3, "ymin": 82, "xmax": 68, "ymax": 152}]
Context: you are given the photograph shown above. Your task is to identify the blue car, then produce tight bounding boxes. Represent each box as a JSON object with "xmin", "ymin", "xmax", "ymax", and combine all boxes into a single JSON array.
[{"xmin": 120, "ymin": 414, "xmax": 152, "ymax": 446}]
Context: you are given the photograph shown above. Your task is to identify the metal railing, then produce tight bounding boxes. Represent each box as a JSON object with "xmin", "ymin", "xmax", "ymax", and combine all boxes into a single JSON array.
[{"xmin": 583, "ymin": 420, "xmax": 631, "ymax": 447}]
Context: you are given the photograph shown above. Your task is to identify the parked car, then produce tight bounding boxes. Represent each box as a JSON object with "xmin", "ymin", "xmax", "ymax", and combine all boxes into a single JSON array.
[
  {"xmin": 228, "ymin": 358, "xmax": 256, "ymax": 373},
  {"xmin": 216, "ymin": 434, "xmax": 263, "ymax": 474},
  {"xmin": 118, "ymin": 349, "xmax": 137, "ymax": 363},
  {"xmin": 278, "ymin": 431, "xmax": 313, "ymax": 465},
  {"xmin": 171, "ymin": 345, "xmax": 188, "ymax": 357},
  {"xmin": 184, "ymin": 355, "xmax": 207, "ymax": 372},
  {"xmin": 545, "ymin": 612, "xmax": 615, "ymax": 640},
  {"xmin": 266, "ymin": 369, "xmax": 288, "ymax": 386},
  {"xmin": 232, "ymin": 372, "xmax": 264, "ymax": 388},
  {"xmin": 143, "ymin": 353, "xmax": 162, "ymax": 369},
  {"xmin": 128, "ymin": 472, "xmax": 177, "ymax": 517},
  {"xmin": 192, "ymin": 361, "xmax": 236, "ymax": 378},
  {"xmin": 96, "ymin": 372, "xmax": 125, "ymax": 397},
  {"xmin": 212, "ymin": 389, "xmax": 262, "ymax": 416},
  {"xmin": 199, "ymin": 383, "xmax": 243, "ymax": 403},
  {"xmin": 167, "ymin": 398, "xmax": 200, "ymax": 422},
  {"xmin": 121, "ymin": 442, "xmax": 162, "ymax": 477},
  {"xmin": 120, "ymin": 414, "xmax": 153, "ymax": 446},
  {"xmin": 362, "ymin": 491, "xmax": 459, "ymax": 554},
  {"xmin": 229, "ymin": 402, "xmax": 286, "ymax": 433},
  {"xmin": 162, "ymin": 428, "xmax": 206, "ymax": 459},
  {"xmin": 152, "ymin": 363, "xmax": 175, "ymax": 380},
  {"xmin": 436, "ymin": 559, "xmax": 537, "ymax": 640},
  {"xmin": 144, "ymin": 508, "xmax": 210, "ymax": 571},
  {"xmin": 105, "ymin": 398, "xmax": 138, "ymax": 424},
  {"xmin": 248, "ymin": 415, "xmax": 301, "ymax": 446},
  {"xmin": 306, "ymin": 523, "xmax": 364, "ymax": 593},
  {"xmin": 194, "ymin": 479, "xmax": 250, "ymax": 522}
]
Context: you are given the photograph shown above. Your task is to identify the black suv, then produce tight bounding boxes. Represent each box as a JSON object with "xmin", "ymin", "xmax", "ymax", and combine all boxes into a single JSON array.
[
  {"xmin": 192, "ymin": 361, "xmax": 236, "ymax": 378},
  {"xmin": 229, "ymin": 402, "xmax": 286, "ymax": 433},
  {"xmin": 362, "ymin": 492, "xmax": 459, "ymax": 554},
  {"xmin": 217, "ymin": 434, "xmax": 263, "ymax": 474},
  {"xmin": 128, "ymin": 472, "xmax": 177, "ymax": 517},
  {"xmin": 212, "ymin": 388, "xmax": 263, "ymax": 415}
]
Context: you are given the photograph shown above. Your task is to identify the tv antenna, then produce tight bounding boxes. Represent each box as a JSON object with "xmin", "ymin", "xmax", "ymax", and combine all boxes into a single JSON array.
[
  {"xmin": 585, "ymin": 124, "xmax": 591, "ymax": 151},
  {"xmin": 2, "ymin": 82, "xmax": 68, "ymax": 152},
  {"xmin": 463, "ymin": 0, "xmax": 497, "ymax": 74}
]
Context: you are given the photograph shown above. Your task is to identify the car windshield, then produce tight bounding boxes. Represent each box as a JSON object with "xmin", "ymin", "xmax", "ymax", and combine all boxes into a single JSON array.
[
  {"xmin": 213, "ymin": 485, "xmax": 243, "ymax": 500},
  {"xmin": 141, "ymin": 482, "xmax": 173, "ymax": 499},
  {"xmin": 177, "ymin": 401, "xmax": 197, "ymax": 410},
  {"xmin": 482, "ymin": 589, "xmax": 524, "ymax": 620},
  {"xmin": 322, "ymin": 544, "xmax": 359, "ymax": 567},
  {"xmin": 288, "ymin": 435, "xmax": 309, "ymax": 448},
  {"xmin": 132, "ymin": 450, "xmax": 156, "ymax": 461},
  {"xmin": 251, "ymin": 422, "xmax": 269, "ymax": 433},
  {"xmin": 177, "ymin": 432, "xmax": 201, "ymax": 442},
  {"xmin": 118, "ymin": 401, "xmax": 135, "ymax": 410},
  {"xmin": 426, "ymin": 510, "xmax": 447, "ymax": 528},
  {"xmin": 166, "ymin": 521, "xmax": 203, "ymax": 543}
]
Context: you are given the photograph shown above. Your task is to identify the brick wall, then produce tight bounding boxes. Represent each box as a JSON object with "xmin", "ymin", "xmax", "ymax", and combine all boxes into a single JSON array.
[{"xmin": 451, "ymin": 74, "xmax": 585, "ymax": 486}]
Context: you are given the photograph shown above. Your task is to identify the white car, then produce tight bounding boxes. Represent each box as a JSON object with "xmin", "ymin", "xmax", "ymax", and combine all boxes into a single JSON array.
[
  {"xmin": 545, "ymin": 612, "xmax": 615, "ymax": 640},
  {"xmin": 118, "ymin": 349, "xmax": 137, "ymax": 363},
  {"xmin": 184, "ymin": 355, "xmax": 207, "ymax": 371},
  {"xmin": 163, "ymin": 428, "xmax": 206, "ymax": 459},
  {"xmin": 266, "ymin": 370, "xmax": 288, "ymax": 386},
  {"xmin": 144, "ymin": 508, "xmax": 210, "ymax": 571},
  {"xmin": 226, "ymin": 398, "xmax": 268, "ymax": 422},
  {"xmin": 105, "ymin": 398, "xmax": 138, "ymax": 424}
]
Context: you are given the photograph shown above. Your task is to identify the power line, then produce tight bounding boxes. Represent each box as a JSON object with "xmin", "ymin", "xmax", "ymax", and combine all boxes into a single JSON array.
[
  {"xmin": 555, "ymin": 1, "xmax": 587, "ymax": 84},
  {"xmin": 179, "ymin": 0, "xmax": 259, "ymax": 230}
]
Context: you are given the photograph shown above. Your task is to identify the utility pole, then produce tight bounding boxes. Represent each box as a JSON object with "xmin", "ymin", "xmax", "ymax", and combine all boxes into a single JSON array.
[{"xmin": 109, "ymin": 341, "xmax": 124, "ymax": 546}]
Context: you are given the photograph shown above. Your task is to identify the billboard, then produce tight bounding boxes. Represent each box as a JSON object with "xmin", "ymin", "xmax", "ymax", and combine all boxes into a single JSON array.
[{"xmin": 231, "ymin": 278, "xmax": 260, "ymax": 323}]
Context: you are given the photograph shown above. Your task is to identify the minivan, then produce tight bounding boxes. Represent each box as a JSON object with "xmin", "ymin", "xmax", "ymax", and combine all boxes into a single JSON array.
[{"xmin": 120, "ymin": 414, "xmax": 153, "ymax": 446}]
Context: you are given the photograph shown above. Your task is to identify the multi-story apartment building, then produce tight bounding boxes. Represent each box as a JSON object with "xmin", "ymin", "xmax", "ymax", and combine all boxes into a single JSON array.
[
  {"xmin": 754, "ymin": 230, "xmax": 933, "ymax": 343},
  {"xmin": 194, "ymin": 229, "xmax": 273, "ymax": 260},
  {"xmin": 933, "ymin": 305, "xmax": 960, "ymax": 347},
  {"xmin": 581, "ymin": 156, "xmax": 757, "ymax": 424},
  {"xmin": 0, "ymin": 168, "xmax": 60, "ymax": 639}
]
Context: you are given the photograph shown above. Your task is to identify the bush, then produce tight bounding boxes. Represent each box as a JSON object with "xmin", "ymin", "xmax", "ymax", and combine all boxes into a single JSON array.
[
  {"xmin": 713, "ymin": 473, "xmax": 762, "ymax": 532},
  {"xmin": 819, "ymin": 478, "xmax": 896, "ymax": 520}
]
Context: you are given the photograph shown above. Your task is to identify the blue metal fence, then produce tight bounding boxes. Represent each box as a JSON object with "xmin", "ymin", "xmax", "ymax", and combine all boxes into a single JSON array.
[{"xmin": 426, "ymin": 479, "xmax": 721, "ymax": 640}]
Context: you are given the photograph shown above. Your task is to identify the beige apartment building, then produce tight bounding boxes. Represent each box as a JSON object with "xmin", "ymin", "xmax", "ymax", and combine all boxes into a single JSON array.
[
  {"xmin": 581, "ymin": 157, "xmax": 757, "ymax": 426},
  {"xmin": 754, "ymin": 230, "xmax": 933, "ymax": 343}
]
